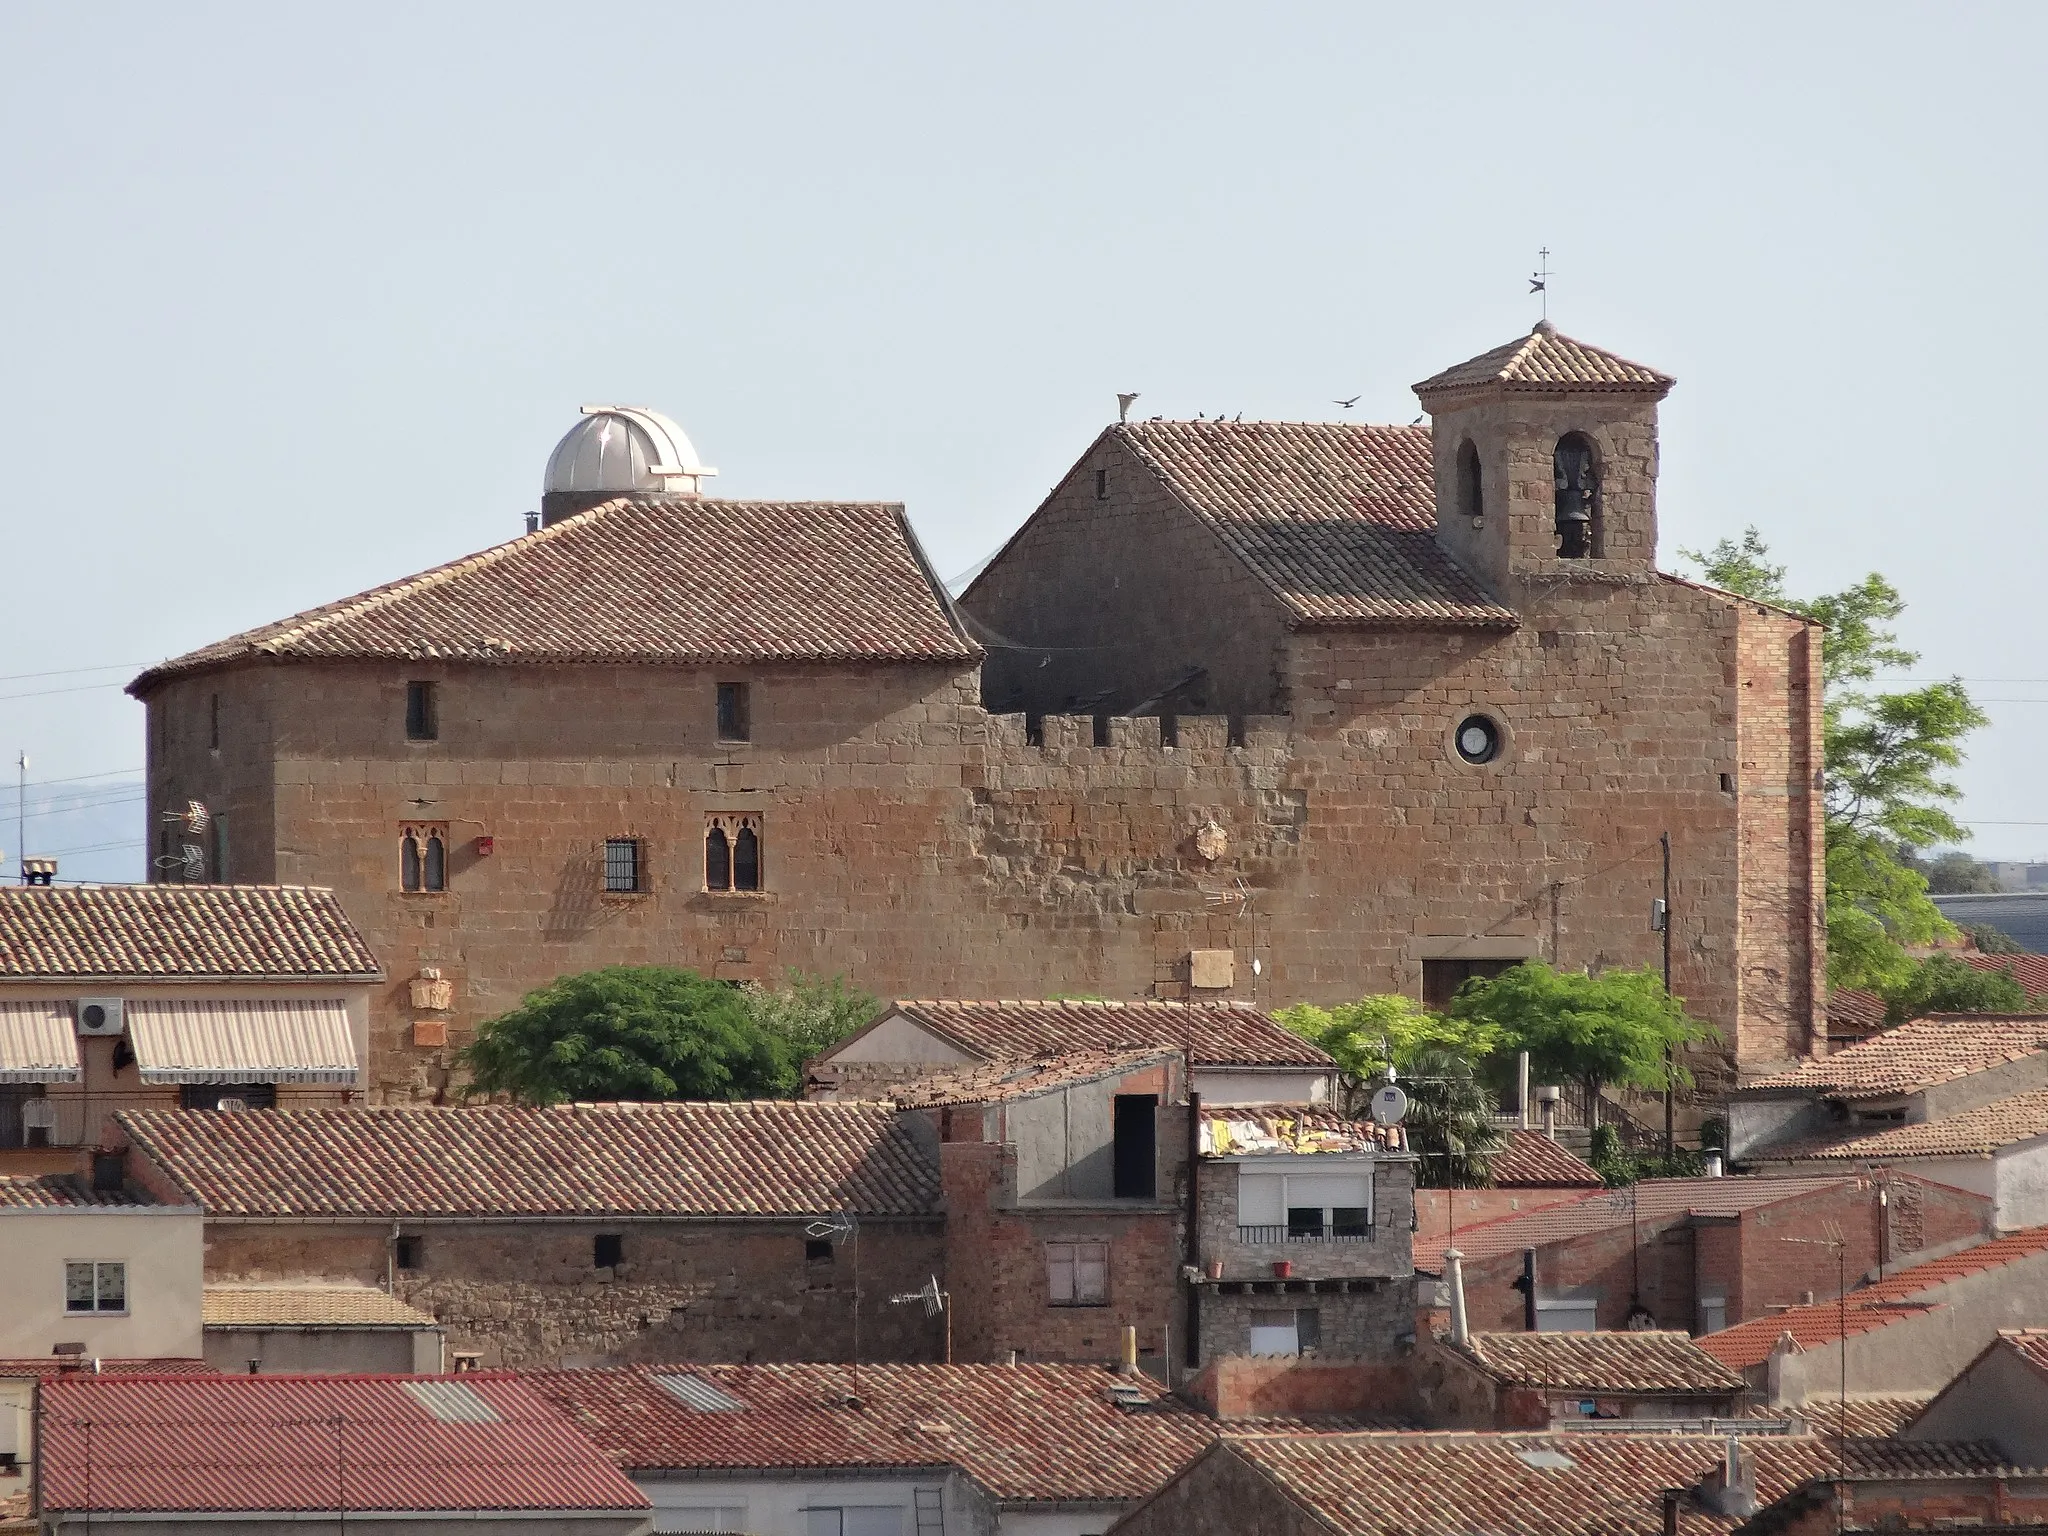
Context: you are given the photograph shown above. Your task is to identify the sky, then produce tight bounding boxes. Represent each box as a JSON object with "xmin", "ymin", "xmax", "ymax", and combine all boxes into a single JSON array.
[{"xmin": 2, "ymin": 2, "xmax": 2045, "ymax": 880}]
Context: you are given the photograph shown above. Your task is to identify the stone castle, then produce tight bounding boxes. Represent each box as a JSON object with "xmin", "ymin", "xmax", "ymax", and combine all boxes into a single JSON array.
[{"xmin": 131, "ymin": 323, "xmax": 1824, "ymax": 1104}]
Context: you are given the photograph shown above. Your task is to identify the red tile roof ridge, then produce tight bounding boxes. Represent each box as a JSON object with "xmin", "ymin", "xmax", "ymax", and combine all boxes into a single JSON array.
[{"xmin": 1654, "ymin": 572, "xmax": 1826, "ymax": 626}]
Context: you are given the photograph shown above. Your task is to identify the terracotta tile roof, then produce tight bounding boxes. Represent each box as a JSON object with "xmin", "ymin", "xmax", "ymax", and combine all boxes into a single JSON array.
[
  {"xmin": 2000, "ymin": 1327, "xmax": 2048, "ymax": 1374},
  {"xmin": 38, "ymin": 1372, "xmax": 649, "ymax": 1514},
  {"xmin": 0, "ymin": 1358, "xmax": 213, "ymax": 1378},
  {"xmin": 131, "ymin": 497, "xmax": 975, "ymax": 693},
  {"xmin": 1697, "ymin": 1226, "xmax": 2048, "ymax": 1369},
  {"xmin": 875, "ymin": 998, "xmax": 1334, "ymax": 1070},
  {"xmin": 1199, "ymin": 1105, "xmax": 1407, "ymax": 1156},
  {"xmin": 1413, "ymin": 322, "xmax": 1676, "ymax": 399},
  {"xmin": 0, "ymin": 884, "xmax": 381, "ymax": 981},
  {"xmin": 204, "ymin": 1286, "xmax": 439, "ymax": 1329},
  {"xmin": 1206, "ymin": 1431, "xmax": 2000, "ymax": 1536},
  {"xmin": 117, "ymin": 1102, "xmax": 940, "ymax": 1219},
  {"xmin": 1108, "ymin": 421, "xmax": 1517, "ymax": 628},
  {"xmin": 1745, "ymin": 1016, "xmax": 2048, "ymax": 1099},
  {"xmin": 1955, "ymin": 953, "xmax": 2048, "ymax": 992},
  {"xmin": 1827, "ymin": 989, "xmax": 1888, "ymax": 1040},
  {"xmin": 0, "ymin": 1173, "xmax": 160, "ymax": 1208},
  {"xmin": 1414, "ymin": 1177, "xmax": 1854, "ymax": 1273},
  {"xmin": 871, "ymin": 1047, "xmax": 1177, "ymax": 1107},
  {"xmin": 1797, "ymin": 1394, "xmax": 1932, "ymax": 1438},
  {"xmin": 524, "ymin": 1362, "xmax": 1214, "ymax": 1505},
  {"xmin": 1754, "ymin": 1089, "xmax": 2048, "ymax": 1161},
  {"xmin": 1455, "ymin": 1331, "xmax": 1746, "ymax": 1394},
  {"xmin": 1491, "ymin": 1130, "xmax": 1606, "ymax": 1188}
]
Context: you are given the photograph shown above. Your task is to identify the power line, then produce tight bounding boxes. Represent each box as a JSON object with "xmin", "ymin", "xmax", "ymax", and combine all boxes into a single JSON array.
[
  {"xmin": 0, "ymin": 663, "xmax": 144, "ymax": 685},
  {"xmin": 0, "ymin": 681, "xmax": 132, "ymax": 704}
]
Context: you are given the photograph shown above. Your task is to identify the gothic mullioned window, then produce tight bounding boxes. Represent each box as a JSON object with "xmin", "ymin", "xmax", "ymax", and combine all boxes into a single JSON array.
[
  {"xmin": 705, "ymin": 815, "xmax": 762, "ymax": 892},
  {"xmin": 401, "ymin": 823, "xmax": 447, "ymax": 892}
]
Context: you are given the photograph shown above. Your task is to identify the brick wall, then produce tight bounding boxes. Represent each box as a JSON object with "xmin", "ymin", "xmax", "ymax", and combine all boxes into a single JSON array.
[
  {"xmin": 941, "ymin": 1136, "xmax": 1184, "ymax": 1367},
  {"xmin": 1184, "ymin": 1356, "xmax": 1414, "ymax": 1419},
  {"xmin": 199, "ymin": 1217, "xmax": 947, "ymax": 1369}
]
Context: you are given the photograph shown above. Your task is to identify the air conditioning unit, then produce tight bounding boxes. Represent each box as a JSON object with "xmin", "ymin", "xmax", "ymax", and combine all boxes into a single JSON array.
[{"xmin": 75, "ymin": 998, "xmax": 125, "ymax": 1037}]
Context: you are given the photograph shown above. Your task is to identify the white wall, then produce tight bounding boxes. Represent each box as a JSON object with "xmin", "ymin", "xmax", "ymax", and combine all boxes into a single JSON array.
[
  {"xmin": 1995, "ymin": 1139, "xmax": 2048, "ymax": 1230},
  {"xmin": 824, "ymin": 1013, "xmax": 980, "ymax": 1065},
  {"xmin": 0, "ymin": 1207, "xmax": 203, "ymax": 1359},
  {"xmin": 1191, "ymin": 1069, "xmax": 1330, "ymax": 1106},
  {"xmin": 635, "ymin": 1471, "xmax": 1127, "ymax": 1536}
]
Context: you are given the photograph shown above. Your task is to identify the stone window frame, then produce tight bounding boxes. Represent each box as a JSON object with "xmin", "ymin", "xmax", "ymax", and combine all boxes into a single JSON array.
[
  {"xmin": 704, "ymin": 814, "xmax": 764, "ymax": 895},
  {"xmin": 400, "ymin": 822, "xmax": 449, "ymax": 893},
  {"xmin": 602, "ymin": 837, "xmax": 646, "ymax": 895},
  {"xmin": 1046, "ymin": 1240, "xmax": 1109, "ymax": 1307}
]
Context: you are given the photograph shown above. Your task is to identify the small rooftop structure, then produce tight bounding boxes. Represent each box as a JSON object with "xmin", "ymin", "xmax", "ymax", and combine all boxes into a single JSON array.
[{"xmin": 542, "ymin": 405, "xmax": 717, "ymax": 524}]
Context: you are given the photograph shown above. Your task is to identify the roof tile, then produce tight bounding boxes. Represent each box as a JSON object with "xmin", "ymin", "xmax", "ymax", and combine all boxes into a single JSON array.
[
  {"xmin": 118, "ymin": 1102, "xmax": 941, "ymax": 1218},
  {"xmin": 1413, "ymin": 323, "xmax": 1676, "ymax": 398},
  {"xmin": 1698, "ymin": 1226, "xmax": 2048, "ymax": 1369},
  {"xmin": 1746, "ymin": 1016, "xmax": 2048, "ymax": 1099},
  {"xmin": 0, "ymin": 1173, "xmax": 160, "ymax": 1209},
  {"xmin": 37, "ymin": 1373, "xmax": 648, "ymax": 1514},
  {"xmin": 1109, "ymin": 422, "xmax": 1516, "ymax": 628},
  {"xmin": 132, "ymin": 497, "xmax": 975, "ymax": 692},
  {"xmin": 525, "ymin": 1362, "xmax": 1214, "ymax": 1504},
  {"xmin": 1490, "ymin": 1130, "xmax": 1605, "ymax": 1188},
  {"xmin": 1755, "ymin": 1089, "xmax": 2048, "ymax": 1161},
  {"xmin": 874, "ymin": 998, "xmax": 1333, "ymax": 1071},
  {"xmin": 868, "ymin": 1048, "xmax": 1178, "ymax": 1108},
  {"xmin": 1454, "ymin": 1331, "xmax": 1746, "ymax": 1394},
  {"xmin": 0, "ymin": 885, "xmax": 380, "ymax": 981},
  {"xmin": 204, "ymin": 1286, "xmax": 439, "ymax": 1328}
]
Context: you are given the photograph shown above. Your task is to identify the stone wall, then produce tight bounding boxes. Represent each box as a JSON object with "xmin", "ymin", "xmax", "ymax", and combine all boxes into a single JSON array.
[
  {"xmin": 141, "ymin": 507, "xmax": 1822, "ymax": 1104},
  {"xmin": 200, "ymin": 1217, "xmax": 947, "ymax": 1369},
  {"xmin": 1108, "ymin": 1444, "xmax": 1327, "ymax": 1536},
  {"xmin": 1195, "ymin": 1158, "xmax": 1416, "ymax": 1284},
  {"xmin": 1196, "ymin": 1277, "xmax": 1416, "ymax": 1365}
]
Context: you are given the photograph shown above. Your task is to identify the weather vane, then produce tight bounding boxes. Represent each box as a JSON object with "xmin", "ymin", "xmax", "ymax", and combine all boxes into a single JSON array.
[{"xmin": 1529, "ymin": 247, "xmax": 1551, "ymax": 322}]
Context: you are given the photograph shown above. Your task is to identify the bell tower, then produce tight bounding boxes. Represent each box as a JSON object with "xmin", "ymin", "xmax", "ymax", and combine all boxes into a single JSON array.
[{"xmin": 1414, "ymin": 321, "xmax": 1675, "ymax": 592}]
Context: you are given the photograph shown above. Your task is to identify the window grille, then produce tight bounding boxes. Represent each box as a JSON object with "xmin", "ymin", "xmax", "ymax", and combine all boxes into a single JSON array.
[{"xmin": 604, "ymin": 838, "xmax": 642, "ymax": 893}]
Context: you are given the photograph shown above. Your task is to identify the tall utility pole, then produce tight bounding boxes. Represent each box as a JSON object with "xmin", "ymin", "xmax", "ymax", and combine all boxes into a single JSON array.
[
  {"xmin": 1660, "ymin": 831, "xmax": 1675, "ymax": 1156},
  {"xmin": 14, "ymin": 753, "xmax": 25, "ymax": 886}
]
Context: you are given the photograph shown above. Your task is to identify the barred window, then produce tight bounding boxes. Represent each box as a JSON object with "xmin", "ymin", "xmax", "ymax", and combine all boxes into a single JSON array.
[{"xmin": 604, "ymin": 838, "xmax": 643, "ymax": 893}]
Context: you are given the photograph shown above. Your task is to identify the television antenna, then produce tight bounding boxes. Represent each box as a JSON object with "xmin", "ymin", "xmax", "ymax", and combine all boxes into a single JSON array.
[
  {"xmin": 808, "ymin": 1213, "xmax": 863, "ymax": 1398},
  {"xmin": 888, "ymin": 1274, "xmax": 952, "ymax": 1363}
]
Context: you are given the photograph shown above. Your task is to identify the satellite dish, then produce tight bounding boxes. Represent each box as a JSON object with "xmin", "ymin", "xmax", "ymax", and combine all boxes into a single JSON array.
[{"xmin": 1370, "ymin": 1084, "xmax": 1409, "ymax": 1125}]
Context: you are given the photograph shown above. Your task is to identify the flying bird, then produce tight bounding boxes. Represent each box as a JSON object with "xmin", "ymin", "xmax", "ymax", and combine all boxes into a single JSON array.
[
  {"xmin": 1334, "ymin": 395, "xmax": 1360, "ymax": 410},
  {"xmin": 1117, "ymin": 392, "xmax": 1139, "ymax": 423}
]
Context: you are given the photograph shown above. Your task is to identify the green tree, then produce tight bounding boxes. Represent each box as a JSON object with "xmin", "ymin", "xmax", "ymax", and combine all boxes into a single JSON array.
[
  {"xmin": 1913, "ymin": 850, "xmax": 2003, "ymax": 895},
  {"xmin": 1398, "ymin": 1046, "xmax": 1509, "ymax": 1189},
  {"xmin": 461, "ymin": 965, "xmax": 792, "ymax": 1105},
  {"xmin": 740, "ymin": 970, "xmax": 879, "ymax": 1070},
  {"xmin": 1275, "ymin": 994, "xmax": 1504, "ymax": 1118},
  {"xmin": 1447, "ymin": 962, "xmax": 1714, "ymax": 1128},
  {"xmin": 1964, "ymin": 922, "xmax": 2025, "ymax": 956},
  {"xmin": 1880, "ymin": 953, "xmax": 2031, "ymax": 1025},
  {"xmin": 1683, "ymin": 529, "xmax": 1988, "ymax": 989}
]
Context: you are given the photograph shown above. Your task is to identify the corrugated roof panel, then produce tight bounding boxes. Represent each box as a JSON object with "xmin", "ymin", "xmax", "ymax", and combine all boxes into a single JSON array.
[
  {"xmin": 403, "ymin": 1380, "xmax": 501, "ymax": 1423},
  {"xmin": 127, "ymin": 997, "xmax": 357, "ymax": 1084},
  {"xmin": 0, "ymin": 1000, "xmax": 80, "ymax": 1082},
  {"xmin": 651, "ymin": 1373, "xmax": 749, "ymax": 1413}
]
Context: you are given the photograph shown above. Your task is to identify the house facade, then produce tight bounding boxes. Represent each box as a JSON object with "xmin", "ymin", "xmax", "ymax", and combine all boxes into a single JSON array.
[{"xmin": 130, "ymin": 327, "xmax": 1824, "ymax": 1105}]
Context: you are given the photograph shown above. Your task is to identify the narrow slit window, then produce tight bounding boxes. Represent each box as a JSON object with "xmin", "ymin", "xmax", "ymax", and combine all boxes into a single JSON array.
[
  {"xmin": 405, "ymin": 681, "xmax": 438, "ymax": 742},
  {"xmin": 733, "ymin": 823, "xmax": 761, "ymax": 891},
  {"xmin": 402, "ymin": 833, "xmax": 422, "ymax": 892},
  {"xmin": 1227, "ymin": 715, "xmax": 1247, "ymax": 749},
  {"xmin": 1025, "ymin": 713, "xmax": 1044, "ymax": 748},
  {"xmin": 209, "ymin": 693, "xmax": 221, "ymax": 752},
  {"xmin": 604, "ymin": 838, "xmax": 642, "ymax": 893},
  {"xmin": 705, "ymin": 825, "xmax": 732, "ymax": 891},
  {"xmin": 1092, "ymin": 714, "xmax": 1110, "ymax": 748},
  {"xmin": 1094, "ymin": 467, "xmax": 1108, "ymax": 500},
  {"xmin": 716, "ymin": 682, "xmax": 751, "ymax": 742},
  {"xmin": 1160, "ymin": 715, "xmax": 1178, "ymax": 748}
]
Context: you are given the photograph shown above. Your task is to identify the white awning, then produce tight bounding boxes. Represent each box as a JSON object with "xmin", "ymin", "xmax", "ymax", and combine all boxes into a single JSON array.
[
  {"xmin": 127, "ymin": 998, "xmax": 358, "ymax": 1085},
  {"xmin": 0, "ymin": 1001, "xmax": 81, "ymax": 1083}
]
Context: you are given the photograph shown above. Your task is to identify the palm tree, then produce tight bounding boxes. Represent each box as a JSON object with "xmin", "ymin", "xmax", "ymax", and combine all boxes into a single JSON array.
[{"xmin": 1397, "ymin": 1046, "xmax": 1507, "ymax": 1188}]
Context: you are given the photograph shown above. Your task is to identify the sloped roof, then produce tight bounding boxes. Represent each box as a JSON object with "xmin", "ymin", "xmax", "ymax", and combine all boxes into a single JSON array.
[
  {"xmin": 868, "ymin": 998, "xmax": 1333, "ymax": 1070},
  {"xmin": 870, "ymin": 1047, "xmax": 1177, "ymax": 1108},
  {"xmin": 1955, "ymin": 953, "xmax": 2048, "ymax": 992},
  {"xmin": 525, "ymin": 1362, "xmax": 1214, "ymax": 1505},
  {"xmin": 1107, "ymin": 421, "xmax": 1517, "ymax": 628},
  {"xmin": 204, "ymin": 1286, "xmax": 438, "ymax": 1328},
  {"xmin": 0, "ymin": 885, "xmax": 380, "ymax": 981},
  {"xmin": 1454, "ymin": 1331, "xmax": 1745, "ymax": 1394},
  {"xmin": 1827, "ymin": 989, "xmax": 1888, "ymax": 1040},
  {"xmin": 131, "ymin": 497, "xmax": 975, "ymax": 693},
  {"xmin": 1744, "ymin": 1015, "xmax": 2048, "ymax": 1099},
  {"xmin": 1490, "ymin": 1130, "xmax": 1605, "ymax": 1188},
  {"xmin": 1800, "ymin": 1394, "xmax": 1933, "ymax": 1439},
  {"xmin": 37, "ymin": 1372, "xmax": 648, "ymax": 1514},
  {"xmin": 1414, "ymin": 1177, "xmax": 1854, "ymax": 1273},
  {"xmin": 1698, "ymin": 1226, "xmax": 2048, "ymax": 1369},
  {"xmin": 1203, "ymin": 1431, "xmax": 1998, "ymax": 1536},
  {"xmin": 0, "ymin": 1358, "xmax": 213, "ymax": 1379},
  {"xmin": 1754, "ymin": 1089, "xmax": 2048, "ymax": 1161},
  {"xmin": 118, "ymin": 1102, "xmax": 940, "ymax": 1219},
  {"xmin": 1413, "ymin": 322, "xmax": 1676, "ymax": 399},
  {"xmin": 0, "ymin": 1173, "xmax": 161, "ymax": 1209}
]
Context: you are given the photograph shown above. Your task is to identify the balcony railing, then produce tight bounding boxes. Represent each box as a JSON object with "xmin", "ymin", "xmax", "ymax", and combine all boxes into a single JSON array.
[{"xmin": 1236, "ymin": 1225, "xmax": 1375, "ymax": 1244}]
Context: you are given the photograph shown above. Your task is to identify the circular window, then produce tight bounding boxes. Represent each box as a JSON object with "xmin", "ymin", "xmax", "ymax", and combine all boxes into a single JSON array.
[{"xmin": 1455, "ymin": 714, "xmax": 1503, "ymax": 765}]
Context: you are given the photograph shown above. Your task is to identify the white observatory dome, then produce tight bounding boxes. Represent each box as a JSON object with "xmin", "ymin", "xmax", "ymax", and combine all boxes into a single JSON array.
[{"xmin": 543, "ymin": 405, "xmax": 717, "ymax": 499}]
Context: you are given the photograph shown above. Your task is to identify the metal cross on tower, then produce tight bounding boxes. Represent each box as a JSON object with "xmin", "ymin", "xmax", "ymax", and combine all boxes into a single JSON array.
[{"xmin": 1529, "ymin": 247, "xmax": 1551, "ymax": 320}]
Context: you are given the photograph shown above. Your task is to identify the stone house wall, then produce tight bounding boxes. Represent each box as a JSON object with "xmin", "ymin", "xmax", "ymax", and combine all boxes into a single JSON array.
[{"xmin": 198, "ymin": 1216, "xmax": 947, "ymax": 1369}]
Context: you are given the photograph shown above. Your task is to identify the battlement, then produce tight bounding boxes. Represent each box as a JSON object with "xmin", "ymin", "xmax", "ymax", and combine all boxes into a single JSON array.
[{"xmin": 980, "ymin": 711, "xmax": 1293, "ymax": 755}]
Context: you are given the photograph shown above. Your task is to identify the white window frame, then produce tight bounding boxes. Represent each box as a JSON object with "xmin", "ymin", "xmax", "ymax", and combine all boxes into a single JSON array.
[
  {"xmin": 64, "ymin": 1260, "xmax": 127, "ymax": 1315},
  {"xmin": 1046, "ymin": 1240, "xmax": 1109, "ymax": 1307}
]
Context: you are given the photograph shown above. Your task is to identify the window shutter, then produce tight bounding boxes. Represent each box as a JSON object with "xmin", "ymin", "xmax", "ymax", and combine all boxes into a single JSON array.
[
  {"xmin": 1077, "ymin": 1243, "xmax": 1108, "ymax": 1303},
  {"xmin": 1046, "ymin": 1243, "xmax": 1075, "ymax": 1303}
]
